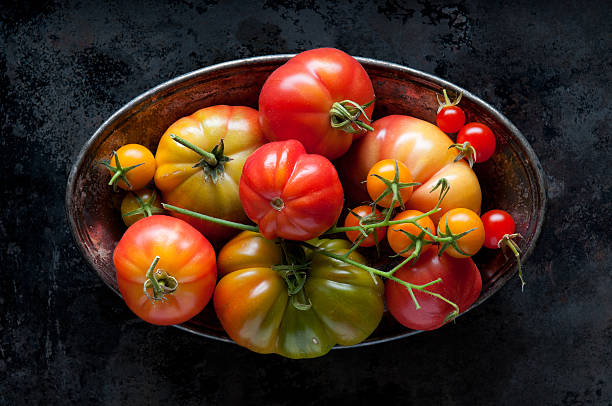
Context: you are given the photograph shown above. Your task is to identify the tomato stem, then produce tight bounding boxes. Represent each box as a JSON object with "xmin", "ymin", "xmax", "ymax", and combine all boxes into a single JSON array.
[
  {"xmin": 122, "ymin": 190, "xmax": 165, "ymax": 220},
  {"xmin": 169, "ymin": 134, "xmax": 233, "ymax": 184},
  {"xmin": 162, "ymin": 203, "xmax": 260, "ymax": 232},
  {"xmin": 143, "ymin": 256, "xmax": 178, "ymax": 303},
  {"xmin": 500, "ymin": 233, "xmax": 525, "ymax": 291},
  {"xmin": 329, "ymin": 99, "xmax": 375, "ymax": 133}
]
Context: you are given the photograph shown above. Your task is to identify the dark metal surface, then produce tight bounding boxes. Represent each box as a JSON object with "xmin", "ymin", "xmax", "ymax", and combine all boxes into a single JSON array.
[{"xmin": 66, "ymin": 55, "xmax": 546, "ymax": 346}]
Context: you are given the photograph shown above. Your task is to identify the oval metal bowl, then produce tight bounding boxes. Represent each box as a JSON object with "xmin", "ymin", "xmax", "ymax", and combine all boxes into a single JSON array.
[{"xmin": 66, "ymin": 55, "xmax": 546, "ymax": 346}]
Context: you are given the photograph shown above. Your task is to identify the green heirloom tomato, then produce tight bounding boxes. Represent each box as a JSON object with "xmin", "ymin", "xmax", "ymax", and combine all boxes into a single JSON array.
[{"xmin": 214, "ymin": 231, "xmax": 384, "ymax": 359}]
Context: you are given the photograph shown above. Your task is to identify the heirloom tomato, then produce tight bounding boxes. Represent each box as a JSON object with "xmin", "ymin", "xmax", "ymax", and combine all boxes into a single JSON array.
[
  {"xmin": 343, "ymin": 205, "xmax": 386, "ymax": 247},
  {"xmin": 259, "ymin": 48, "xmax": 375, "ymax": 160},
  {"xmin": 339, "ymin": 115, "xmax": 481, "ymax": 223},
  {"xmin": 154, "ymin": 105, "xmax": 266, "ymax": 243},
  {"xmin": 239, "ymin": 140, "xmax": 344, "ymax": 241},
  {"xmin": 438, "ymin": 208, "xmax": 485, "ymax": 258},
  {"xmin": 386, "ymin": 247, "xmax": 482, "ymax": 331},
  {"xmin": 214, "ymin": 232, "xmax": 384, "ymax": 359},
  {"xmin": 113, "ymin": 215, "xmax": 217, "ymax": 325}
]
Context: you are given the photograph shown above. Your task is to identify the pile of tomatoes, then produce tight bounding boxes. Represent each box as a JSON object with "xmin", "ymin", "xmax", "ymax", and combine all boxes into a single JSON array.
[{"xmin": 103, "ymin": 48, "xmax": 523, "ymax": 359}]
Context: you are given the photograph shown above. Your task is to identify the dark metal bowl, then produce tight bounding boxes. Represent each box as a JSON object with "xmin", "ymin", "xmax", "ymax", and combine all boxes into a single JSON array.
[{"xmin": 66, "ymin": 55, "xmax": 546, "ymax": 347}]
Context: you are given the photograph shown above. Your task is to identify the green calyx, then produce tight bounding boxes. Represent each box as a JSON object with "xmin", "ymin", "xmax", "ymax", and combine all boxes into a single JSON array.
[
  {"xmin": 169, "ymin": 134, "xmax": 233, "ymax": 184},
  {"xmin": 100, "ymin": 150, "xmax": 144, "ymax": 191},
  {"xmin": 329, "ymin": 99, "xmax": 375, "ymax": 134},
  {"xmin": 143, "ymin": 256, "xmax": 178, "ymax": 303},
  {"xmin": 273, "ymin": 239, "xmax": 312, "ymax": 310},
  {"xmin": 370, "ymin": 160, "xmax": 421, "ymax": 210},
  {"xmin": 499, "ymin": 233, "xmax": 526, "ymax": 291},
  {"xmin": 436, "ymin": 89, "xmax": 463, "ymax": 113},
  {"xmin": 122, "ymin": 190, "xmax": 164, "ymax": 219},
  {"xmin": 449, "ymin": 141, "xmax": 477, "ymax": 168},
  {"xmin": 436, "ymin": 215, "xmax": 476, "ymax": 257}
]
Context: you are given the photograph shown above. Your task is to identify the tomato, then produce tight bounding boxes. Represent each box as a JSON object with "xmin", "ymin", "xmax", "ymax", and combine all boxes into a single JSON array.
[
  {"xmin": 120, "ymin": 188, "xmax": 164, "ymax": 227},
  {"xmin": 239, "ymin": 140, "xmax": 344, "ymax": 241},
  {"xmin": 259, "ymin": 48, "xmax": 375, "ymax": 160},
  {"xmin": 216, "ymin": 231, "xmax": 282, "ymax": 278},
  {"xmin": 482, "ymin": 209, "xmax": 516, "ymax": 249},
  {"xmin": 343, "ymin": 205, "xmax": 386, "ymax": 247},
  {"xmin": 215, "ymin": 233, "xmax": 384, "ymax": 358},
  {"xmin": 103, "ymin": 144, "xmax": 156, "ymax": 191},
  {"xmin": 438, "ymin": 208, "xmax": 485, "ymax": 258},
  {"xmin": 456, "ymin": 122, "xmax": 496, "ymax": 163},
  {"xmin": 113, "ymin": 215, "xmax": 217, "ymax": 325},
  {"xmin": 366, "ymin": 159, "xmax": 414, "ymax": 208},
  {"xmin": 387, "ymin": 210, "xmax": 435, "ymax": 257},
  {"xmin": 154, "ymin": 105, "xmax": 266, "ymax": 243},
  {"xmin": 339, "ymin": 115, "xmax": 481, "ymax": 224},
  {"xmin": 437, "ymin": 106, "xmax": 465, "ymax": 133},
  {"xmin": 385, "ymin": 247, "xmax": 482, "ymax": 331}
]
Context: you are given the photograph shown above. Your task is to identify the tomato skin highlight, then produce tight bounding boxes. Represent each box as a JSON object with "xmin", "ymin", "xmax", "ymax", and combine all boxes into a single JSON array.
[
  {"xmin": 385, "ymin": 247, "xmax": 482, "ymax": 331},
  {"xmin": 258, "ymin": 48, "xmax": 375, "ymax": 160},
  {"xmin": 482, "ymin": 209, "xmax": 516, "ymax": 249},
  {"xmin": 436, "ymin": 106, "xmax": 466, "ymax": 133},
  {"xmin": 154, "ymin": 105, "xmax": 266, "ymax": 243},
  {"xmin": 438, "ymin": 208, "xmax": 485, "ymax": 258},
  {"xmin": 239, "ymin": 140, "xmax": 344, "ymax": 241},
  {"xmin": 456, "ymin": 122, "xmax": 496, "ymax": 163},
  {"xmin": 343, "ymin": 205, "xmax": 386, "ymax": 247},
  {"xmin": 339, "ymin": 115, "xmax": 481, "ymax": 224},
  {"xmin": 113, "ymin": 215, "xmax": 217, "ymax": 325}
]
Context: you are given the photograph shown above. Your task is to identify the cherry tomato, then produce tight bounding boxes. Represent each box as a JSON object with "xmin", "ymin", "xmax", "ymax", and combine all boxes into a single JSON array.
[
  {"xmin": 438, "ymin": 208, "xmax": 485, "ymax": 258},
  {"xmin": 239, "ymin": 140, "xmax": 344, "ymax": 241},
  {"xmin": 366, "ymin": 159, "xmax": 414, "ymax": 208},
  {"xmin": 339, "ymin": 115, "xmax": 481, "ymax": 224},
  {"xmin": 456, "ymin": 122, "xmax": 496, "ymax": 163},
  {"xmin": 385, "ymin": 247, "xmax": 482, "ymax": 331},
  {"xmin": 113, "ymin": 215, "xmax": 217, "ymax": 325},
  {"xmin": 259, "ymin": 48, "xmax": 375, "ymax": 160},
  {"xmin": 120, "ymin": 188, "xmax": 164, "ymax": 227},
  {"xmin": 436, "ymin": 106, "xmax": 465, "ymax": 133},
  {"xmin": 343, "ymin": 205, "xmax": 386, "ymax": 247},
  {"xmin": 105, "ymin": 144, "xmax": 156, "ymax": 191},
  {"xmin": 387, "ymin": 210, "xmax": 435, "ymax": 257},
  {"xmin": 481, "ymin": 209, "xmax": 516, "ymax": 249}
]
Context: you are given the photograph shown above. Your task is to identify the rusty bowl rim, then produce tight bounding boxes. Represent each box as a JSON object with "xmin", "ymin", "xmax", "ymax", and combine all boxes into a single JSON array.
[{"xmin": 66, "ymin": 54, "xmax": 547, "ymax": 348}]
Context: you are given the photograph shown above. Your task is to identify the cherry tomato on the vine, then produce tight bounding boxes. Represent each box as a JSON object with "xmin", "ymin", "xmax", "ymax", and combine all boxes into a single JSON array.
[
  {"xmin": 438, "ymin": 208, "xmax": 485, "ymax": 258},
  {"xmin": 366, "ymin": 159, "xmax": 415, "ymax": 208},
  {"xmin": 481, "ymin": 209, "xmax": 516, "ymax": 249},
  {"xmin": 437, "ymin": 106, "xmax": 465, "ymax": 133},
  {"xmin": 344, "ymin": 205, "xmax": 386, "ymax": 247},
  {"xmin": 387, "ymin": 210, "xmax": 435, "ymax": 258},
  {"xmin": 456, "ymin": 123, "xmax": 496, "ymax": 163},
  {"xmin": 120, "ymin": 188, "xmax": 164, "ymax": 227},
  {"xmin": 104, "ymin": 144, "xmax": 156, "ymax": 191}
]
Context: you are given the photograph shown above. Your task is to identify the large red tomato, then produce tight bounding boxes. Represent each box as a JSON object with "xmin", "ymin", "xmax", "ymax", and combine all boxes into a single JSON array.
[
  {"xmin": 259, "ymin": 48, "xmax": 375, "ymax": 160},
  {"xmin": 339, "ymin": 115, "xmax": 482, "ymax": 223},
  {"xmin": 385, "ymin": 247, "xmax": 482, "ymax": 331},
  {"xmin": 113, "ymin": 215, "xmax": 217, "ymax": 325},
  {"xmin": 239, "ymin": 140, "xmax": 344, "ymax": 241}
]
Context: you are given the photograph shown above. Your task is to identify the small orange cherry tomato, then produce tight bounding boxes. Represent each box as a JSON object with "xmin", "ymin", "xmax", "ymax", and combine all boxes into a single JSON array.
[
  {"xmin": 366, "ymin": 159, "xmax": 414, "ymax": 208},
  {"xmin": 106, "ymin": 144, "xmax": 156, "ymax": 191},
  {"xmin": 120, "ymin": 188, "xmax": 164, "ymax": 227},
  {"xmin": 343, "ymin": 205, "xmax": 386, "ymax": 247},
  {"xmin": 387, "ymin": 210, "xmax": 435, "ymax": 257},
  {"xmin": 438, "ymin": 208, "xmax": 485, "ymax": 258}
]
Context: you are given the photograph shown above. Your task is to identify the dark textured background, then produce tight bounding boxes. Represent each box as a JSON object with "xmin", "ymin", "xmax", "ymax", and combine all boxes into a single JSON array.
[{"xmin": 1, "ymin": 0, "xmax": 611, "ymax": 405}]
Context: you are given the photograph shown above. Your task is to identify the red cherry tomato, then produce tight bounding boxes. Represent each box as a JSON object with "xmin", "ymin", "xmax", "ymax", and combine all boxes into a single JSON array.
[
  {"xmin": 385, "ymin": 247, "xmax": 482, "ymax": 331},
  {"xmin": 113, "ymin": 215, "xmax": 217, "ymax": 325},
  {"xmin": 239, "ymin": 140, "xmax": 344, "ymax": 241},
  {"xmin": 259, "ymin": 48, "xmax": 375, "ymax": 160},
  {"xmin": 456, "ymin": 123, "xmax": 496, "ymax": 163},
  {"xmin": 436, "ymin": 106, "xmax": 466, "ymax": 133},
  {"xmin": 481, "ymin": 209, "xmax": 516, "ymax": 249}
]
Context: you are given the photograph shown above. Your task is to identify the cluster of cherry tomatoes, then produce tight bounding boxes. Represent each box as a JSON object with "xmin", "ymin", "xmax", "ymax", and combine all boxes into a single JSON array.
[{"xmin": 101, "ymin": 48, "xmax": 523, "ymax": 359}]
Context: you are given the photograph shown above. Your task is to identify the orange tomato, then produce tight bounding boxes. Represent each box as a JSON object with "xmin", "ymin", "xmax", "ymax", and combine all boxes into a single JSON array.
[
  {"xmin": 340, "ymin": 115, "xmax": 481, "ymax": 223},
  {"xmin": 438, "ymin": 208, "xmax": 485, "ymax": 258},
  {"xmin": 106, "ymin": 144, "xmax": 156, "ymax": 191},
  {"xmin": 343, "ymin": 205, "xmax": 386, "ymax": 247},
  {"xmin": 387, "ymin": 210, "xmax": 435, "ymax": 257},
  {"xmin": 366, "ymin": 159, "xmax": 414, "ymax": 208}
]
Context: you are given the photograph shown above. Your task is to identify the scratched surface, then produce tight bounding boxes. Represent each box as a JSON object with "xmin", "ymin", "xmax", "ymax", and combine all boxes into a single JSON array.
[{"xmin": 1, "ymin": 1, "xmax": 611, "ymax": 405}]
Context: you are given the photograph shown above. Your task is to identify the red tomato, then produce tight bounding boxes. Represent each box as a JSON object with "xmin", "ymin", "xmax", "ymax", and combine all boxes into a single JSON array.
[
  {"xmin": 339, "ymin": 115, "xmax": 481, "ymax": 224},
  {"xmin": 239, "ymin": 140, "xmax": 344, "ymax": 241},
  {"xmin": 385, "ymin": 247, "xmax": 482, "ymax": 331},
  {"xmin": 436, "ymin": 106, "xmax": 465, "ymax": 133},
  {"xmin": 456, "ymin": 123, "xmax": 496, "ymax": 163},
  {"xmin": 344, "ymin": 205, "xmax": 386, "ymax": 247},
  {"xmin": 259, "ymin": 48, "xmax": 375, "ymax": 160},
  {"xmin": 113, "ymin": 215, "xmax": 217, "ymax": 325},
  {"xmin": 482, "ymin": 209, "xmax": 516, "ymax": 249}
]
